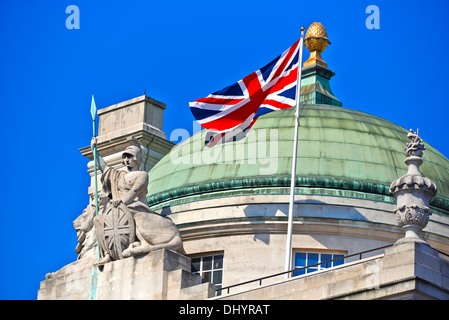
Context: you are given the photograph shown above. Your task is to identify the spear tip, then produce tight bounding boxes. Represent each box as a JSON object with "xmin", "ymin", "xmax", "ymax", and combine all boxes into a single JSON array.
[{"xmin": 90, "ymin": 95, "xmax": 97, "ymax": 121}]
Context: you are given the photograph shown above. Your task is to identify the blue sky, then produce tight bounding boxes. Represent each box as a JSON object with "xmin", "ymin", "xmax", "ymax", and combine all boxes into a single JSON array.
[{"xmin": 0, "ymin": 0, "xmax": 448, "ymax": 299}]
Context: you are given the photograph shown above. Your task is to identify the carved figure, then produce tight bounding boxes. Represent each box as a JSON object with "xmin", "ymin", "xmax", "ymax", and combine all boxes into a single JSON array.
[
  {"xmin": 73, "ymin": 190, "xmax": 100, "ymax": 260},
  {"xmin": 405, "ymin": 129, "xmax": 425, "ymax": 158},
  {"xmin": 91, "ymin": 137, "xmax": 182, "ymax": 265}
]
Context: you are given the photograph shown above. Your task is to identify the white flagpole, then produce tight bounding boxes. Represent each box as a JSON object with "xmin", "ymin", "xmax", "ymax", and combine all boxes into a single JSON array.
[{"xmin": 284, "ymin": 27, "xmax": 305, "ymax": 278}]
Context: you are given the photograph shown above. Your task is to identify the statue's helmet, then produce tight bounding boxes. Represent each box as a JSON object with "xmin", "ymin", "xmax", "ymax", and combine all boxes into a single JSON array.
[{"xmin": 122, "ymin": 145, "xmax": 142, "ymax": 167}]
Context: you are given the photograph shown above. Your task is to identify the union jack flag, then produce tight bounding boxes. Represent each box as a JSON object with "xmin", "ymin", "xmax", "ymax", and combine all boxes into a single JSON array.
[{"xmin": 189, "ymin": 38, "xmax": 301, "ymax": 147}]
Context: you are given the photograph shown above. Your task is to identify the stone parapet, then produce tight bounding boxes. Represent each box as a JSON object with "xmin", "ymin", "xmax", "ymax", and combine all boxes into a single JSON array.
[
  {"xmin": 38, "ymin": 249, "xmax": 215, "ymax": 300},
  {"xmin": 215, "ymin": 242, "xmax": 449, "ymax": 300}
]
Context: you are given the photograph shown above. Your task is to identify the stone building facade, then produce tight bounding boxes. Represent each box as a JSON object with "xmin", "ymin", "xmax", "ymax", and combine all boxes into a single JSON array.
[{"xmin": 38, "ymin": 23, "xmax": 449, "ymax": 300}]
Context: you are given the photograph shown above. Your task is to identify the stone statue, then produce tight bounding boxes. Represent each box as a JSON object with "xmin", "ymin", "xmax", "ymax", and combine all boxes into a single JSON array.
[
  {"xmin": 73, "ymin": 188, "xmax": 101, "ymax": 260},
  {"xmin": 389, "ymin": 129, "xmax": 437, "ymax": 246},
  {"xmin": 405, "ymin": 129, "xmax": 425, "ymax": 158},
  {"xmin": 91, "ymin": 137, "xmax": 183, "ymax": 265}
]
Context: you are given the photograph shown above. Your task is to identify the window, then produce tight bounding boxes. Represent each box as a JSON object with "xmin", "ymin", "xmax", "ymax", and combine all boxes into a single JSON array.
[
  {"xmin": 191, "ymin": 253, "xmax": 224, "ymax": 295},
  {"xmin": 293, "ymin": 251, "xmax": 345, "ymax": 277}
]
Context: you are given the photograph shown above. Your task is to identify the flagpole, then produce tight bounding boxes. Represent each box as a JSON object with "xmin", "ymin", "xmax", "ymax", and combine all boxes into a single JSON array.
[{"xmin": 284, "ymin": 27, "xmax": 305, "ymax": 278}]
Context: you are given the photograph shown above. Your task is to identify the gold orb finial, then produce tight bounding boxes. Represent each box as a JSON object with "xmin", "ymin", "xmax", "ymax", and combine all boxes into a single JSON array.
[{"xmin": 304, "ymin": 22, "xmax": 331, "ymax": 68}]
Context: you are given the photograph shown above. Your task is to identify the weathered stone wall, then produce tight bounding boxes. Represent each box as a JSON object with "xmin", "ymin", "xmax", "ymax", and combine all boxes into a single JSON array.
[
  {"xmin": 162, "ymin": 192, "xmax": 449, "ymax": 291},
  {"xmin": 38, "ymin": 249, "xmax": 215, "ymax": 300},
  {"xmin": 215, "ymin": 242, "xmax": 449, "ymax": 300}
]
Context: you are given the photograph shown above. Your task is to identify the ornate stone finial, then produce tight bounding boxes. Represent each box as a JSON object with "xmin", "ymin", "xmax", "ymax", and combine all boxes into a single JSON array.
[
  {"xmin": 389, "ymin": 129, "xmax": 437, "ymax": 247},
  {"xmin": 304, "ymin": 22, "xmax": 331, "ymax": 68}
]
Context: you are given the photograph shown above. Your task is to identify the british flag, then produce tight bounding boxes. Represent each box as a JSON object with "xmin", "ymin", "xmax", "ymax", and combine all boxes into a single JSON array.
[{"xmin": 189, "ymin": 38, "xmax": 301, "ymax": 147}]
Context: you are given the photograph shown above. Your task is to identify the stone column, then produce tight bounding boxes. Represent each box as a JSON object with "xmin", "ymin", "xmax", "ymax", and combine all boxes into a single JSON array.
[
  {"xmin": 79, "ymin": 95, "xmax": 175, "ymax": 193},
  {"xmin": 389, "ymin": 129, "xmax": 437, "ymax": 246}
]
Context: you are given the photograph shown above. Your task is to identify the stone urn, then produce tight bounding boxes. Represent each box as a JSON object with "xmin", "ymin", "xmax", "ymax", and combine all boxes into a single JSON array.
[{"xmin": 389, "ymin": 130, "xmax": 437, "ymax": 246}]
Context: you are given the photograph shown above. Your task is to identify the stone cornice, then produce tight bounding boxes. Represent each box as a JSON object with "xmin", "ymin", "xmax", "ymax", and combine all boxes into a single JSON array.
[{"xmin": 147, "ymin": 175, "xmax": 449, "ymax": 213}]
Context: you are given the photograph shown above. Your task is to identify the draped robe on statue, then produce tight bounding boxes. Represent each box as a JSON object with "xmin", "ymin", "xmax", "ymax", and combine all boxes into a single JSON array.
[
  {"xmin": 102, "ymin": 167, "xmax": 152, "ymax": 216},
  {"xmin": 95, "ymin": 166, "xmax": 183, "ymax": 259}
]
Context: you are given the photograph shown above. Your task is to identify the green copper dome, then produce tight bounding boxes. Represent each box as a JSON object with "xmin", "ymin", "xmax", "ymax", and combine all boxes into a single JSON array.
[{"xmin": 147, "ymin": 104, "xmax": 449, "ymax": 213}]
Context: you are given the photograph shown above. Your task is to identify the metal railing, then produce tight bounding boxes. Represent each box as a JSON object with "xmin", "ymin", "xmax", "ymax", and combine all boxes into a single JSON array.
[{"xmin": 216, "ymin": 244, "xmax": 394, "ymax": 296}]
